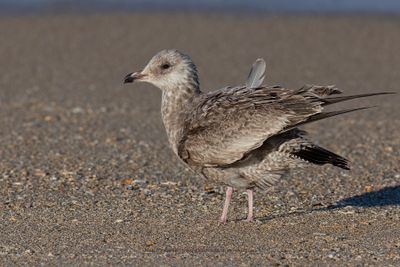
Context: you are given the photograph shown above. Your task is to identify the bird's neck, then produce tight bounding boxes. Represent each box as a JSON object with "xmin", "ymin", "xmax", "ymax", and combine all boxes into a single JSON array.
[{"xmin": 161, "ymin": 84, "xmax": 200, "ymax": 154}]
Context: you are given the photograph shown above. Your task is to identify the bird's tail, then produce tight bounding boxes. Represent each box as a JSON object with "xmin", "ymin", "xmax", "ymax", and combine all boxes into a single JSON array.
[{"xmin": 292, "ymin": 145, "xmax": 350, "ymax": 170}]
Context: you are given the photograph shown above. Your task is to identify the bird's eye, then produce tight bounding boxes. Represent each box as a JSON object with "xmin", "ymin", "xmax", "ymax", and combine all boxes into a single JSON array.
[{"xmin": 161, "ymin": 63, "xmax": 170, "ymax": 70}]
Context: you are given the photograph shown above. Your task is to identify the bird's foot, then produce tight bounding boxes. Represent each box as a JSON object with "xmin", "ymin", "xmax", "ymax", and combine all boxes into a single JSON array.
[
  {"xmin": 219, "ymin": 217, "xmax": 228, "ymax": 224},
  {"xmin": 244, "ymin": 216, "xmax": 253, "ymax": 222}
]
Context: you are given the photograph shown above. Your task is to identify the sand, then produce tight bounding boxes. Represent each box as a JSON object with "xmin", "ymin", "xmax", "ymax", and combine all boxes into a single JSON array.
[{"xmin": 0, "ymin": 12, "xmax": 399, "ymax": 266}]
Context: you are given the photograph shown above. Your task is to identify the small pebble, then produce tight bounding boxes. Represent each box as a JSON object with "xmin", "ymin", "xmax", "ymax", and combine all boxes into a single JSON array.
[
  {"xmin": 71, "ymin": 107, "xmax": 84, "ymax": 114},
  {"xmin": 142, "ymin": 189, "xmax": 152, "ymax": 196},
  {"xmin": 134, "ymin": 179, "xmax": 148, "ymax": 185}
]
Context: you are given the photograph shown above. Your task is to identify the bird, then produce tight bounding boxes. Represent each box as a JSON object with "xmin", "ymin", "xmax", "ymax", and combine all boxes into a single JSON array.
[{"xmin": 123, "ymin": 49, "xmax": 392, "ymax": 223}]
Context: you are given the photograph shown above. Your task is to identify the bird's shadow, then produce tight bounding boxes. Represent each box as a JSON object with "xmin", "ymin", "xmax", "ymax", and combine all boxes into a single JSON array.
[{"xmin": 258, "ymin": 185, "xmax": 400, "ymax": 222}]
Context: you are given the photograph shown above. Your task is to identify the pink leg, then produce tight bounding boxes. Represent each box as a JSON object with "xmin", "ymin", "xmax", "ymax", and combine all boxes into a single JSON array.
[
  {"xmin": 245, "ymin": 189, "xmax": 254, "ymax": 222},
  {"xmin": 219, "ymin": 186, "xmax": 233, "ymax": 224}
]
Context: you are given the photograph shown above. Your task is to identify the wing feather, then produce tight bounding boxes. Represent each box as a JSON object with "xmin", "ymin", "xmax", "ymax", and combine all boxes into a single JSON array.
[
  {"xmin": 245, "ymin": 58, "xmax": 266, "ymax": 89},
  {"xmin": 178, "ymin": 85, "xmax": 387, "ymax": 167},
  {"xmin": 179, "ymin": 86, "xmax": 319, "ymax": 166}
]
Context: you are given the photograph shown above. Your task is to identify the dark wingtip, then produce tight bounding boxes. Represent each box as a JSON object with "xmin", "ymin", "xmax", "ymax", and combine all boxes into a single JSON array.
[
  {"xmin": 379, "ymin": 92, "xmax": 397, "ymax": 95},
  {"xmin": 322, "ymin": 91, "xmax": 397, "ymax": 106}
]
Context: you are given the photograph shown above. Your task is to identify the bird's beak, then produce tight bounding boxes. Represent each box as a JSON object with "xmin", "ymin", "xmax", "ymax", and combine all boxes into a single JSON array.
[{"xmin": 124, "ymin": 71, "xmax": 147, "ymax": 83}]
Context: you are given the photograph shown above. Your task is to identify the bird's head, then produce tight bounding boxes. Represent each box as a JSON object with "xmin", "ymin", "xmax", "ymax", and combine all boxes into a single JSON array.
[{"xmin": 124, "ymin": 49, "xmax": 199, "ymax": 92}]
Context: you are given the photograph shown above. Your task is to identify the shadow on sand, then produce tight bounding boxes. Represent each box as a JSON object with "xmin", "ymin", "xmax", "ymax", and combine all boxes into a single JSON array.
[
  {"xmin": 332, "ymin": 185, "xmax": 400, "ymax": 208},
  {"xmin": 258, "ymin": 185, "xmax": 400, "ymax": 222}
]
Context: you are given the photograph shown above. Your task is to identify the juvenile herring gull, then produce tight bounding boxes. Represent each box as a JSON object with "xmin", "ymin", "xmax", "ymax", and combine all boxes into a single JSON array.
[{"xmin": 124, "ymin": 49, "xmax": 391, "ymax": 223}]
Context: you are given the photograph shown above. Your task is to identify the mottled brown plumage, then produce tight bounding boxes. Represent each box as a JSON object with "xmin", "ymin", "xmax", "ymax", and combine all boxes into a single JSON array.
[{"xmin": 124, "ymin": 49, "xmax": 392, "ymax": 223}]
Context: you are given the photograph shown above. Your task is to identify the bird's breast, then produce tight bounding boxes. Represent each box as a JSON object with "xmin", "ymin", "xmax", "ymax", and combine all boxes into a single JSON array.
[{"xmin": 161, "ymin": 91, "xmax": 195, "ymax": 156}]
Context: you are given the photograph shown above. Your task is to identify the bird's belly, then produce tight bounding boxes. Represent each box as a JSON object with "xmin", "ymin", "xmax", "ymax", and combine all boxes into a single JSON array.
[
  {"xmin": 200, "ymin": 151, "xmax": 307, "ymax": 189},
  {"xmin": 202, "ymin": 167, "xmax": 254, "ymax": 189}
]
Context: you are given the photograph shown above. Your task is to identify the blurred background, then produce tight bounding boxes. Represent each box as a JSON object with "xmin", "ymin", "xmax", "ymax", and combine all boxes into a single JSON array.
[{"xmin": 1, "ymin": 0, "xmax": 400, "ymax": 14}]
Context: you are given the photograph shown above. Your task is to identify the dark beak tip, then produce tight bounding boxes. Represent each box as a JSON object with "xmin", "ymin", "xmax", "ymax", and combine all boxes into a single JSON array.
[{"xmin": 124, "ymin": 73, "xmax": 134, "ymax": 84}]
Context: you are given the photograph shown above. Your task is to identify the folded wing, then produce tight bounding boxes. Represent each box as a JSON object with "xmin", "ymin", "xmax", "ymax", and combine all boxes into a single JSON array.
[
  {"xmin": 178, "ymin": 85, "xmax": 391, "ymax": 167},
  {"xmin": 178, "ymin": 86, "xmax": 320, "ymax": 166}
]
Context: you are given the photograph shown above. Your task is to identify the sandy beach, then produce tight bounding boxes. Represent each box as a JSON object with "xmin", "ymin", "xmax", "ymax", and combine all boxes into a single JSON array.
[{"xmin": 0, "ymin": 12, "xmax": 399, "ymax": 265}]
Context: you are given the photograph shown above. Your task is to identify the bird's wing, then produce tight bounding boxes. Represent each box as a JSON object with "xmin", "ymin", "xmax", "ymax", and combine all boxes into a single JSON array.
[
  {"xmin": 245, "ymin": 58, "xmax": 266, "ymax": 88},
  {"xmin": 178, "ymin": 85, "xmax": 386, "ymax": 167},
  {"xmin": 178, "ymin": 86, "xmax": 319, "ymax": 166}
]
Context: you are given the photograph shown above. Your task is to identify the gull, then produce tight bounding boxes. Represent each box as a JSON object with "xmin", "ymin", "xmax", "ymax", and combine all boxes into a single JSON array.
[{"xmin": 124, "ymin": 49, "xmax": 392, "ymax": 223}]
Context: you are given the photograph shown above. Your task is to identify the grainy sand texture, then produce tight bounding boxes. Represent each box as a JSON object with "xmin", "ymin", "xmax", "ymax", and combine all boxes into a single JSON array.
[{"xmin": 0, "ymin": 13, "xmax": 399, "ymax": 266}]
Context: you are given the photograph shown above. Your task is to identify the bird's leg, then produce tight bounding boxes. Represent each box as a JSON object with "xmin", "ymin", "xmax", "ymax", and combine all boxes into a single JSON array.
[
  {"xmin": 245, "ymin": 189, "xmax": 254, "ymax": 222},
  {"xmin": 219, "ymin": 186, "xmax": 233, "ymax": 224}
]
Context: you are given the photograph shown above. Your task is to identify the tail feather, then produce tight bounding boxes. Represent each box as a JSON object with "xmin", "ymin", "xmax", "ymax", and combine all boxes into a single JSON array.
[
  {"xmin": 284, "ymin": 88, "xmax": 394, "ymax": 170},
  {"xmin": 292, "ymin": 145, "xmax": 350, "ymax": 170}
]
